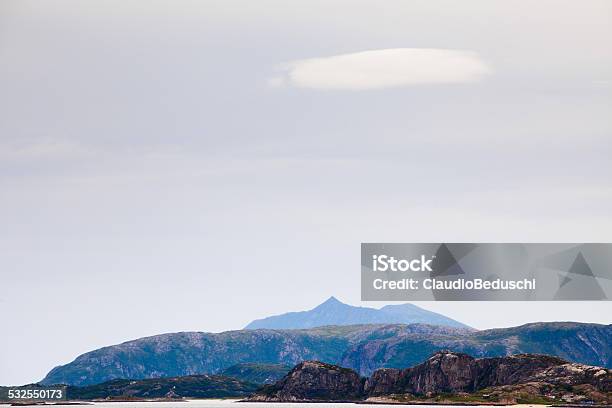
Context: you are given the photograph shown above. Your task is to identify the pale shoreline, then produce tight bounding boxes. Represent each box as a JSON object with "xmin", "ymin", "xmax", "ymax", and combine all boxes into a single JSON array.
[{"xmin": 0, "ymin": 400, "xmax": 590, "ymax": 407}]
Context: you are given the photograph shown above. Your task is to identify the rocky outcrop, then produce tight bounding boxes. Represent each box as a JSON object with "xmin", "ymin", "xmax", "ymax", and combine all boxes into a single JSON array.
[
  {"xmin": 364, "ymin": 351, "xmax": 611, "ymax": 404},
  {"xmin": 365, "ymin": 352, "xmax": 578, "ymax": 395},
  {"xmin": 366, "ymin": 351, "xmax": 479, "ymax": 395},
  {"xmin": 247, "ymin": 361, "xmax": 364, "ymax": 402},
  {"xmin": 247, "ymin": 352, "xmax": 612, "ymax": 404}
]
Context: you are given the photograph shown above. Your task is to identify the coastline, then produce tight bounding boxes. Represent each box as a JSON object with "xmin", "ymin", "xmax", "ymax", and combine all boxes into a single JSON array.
[
  {"xmin": 3, "ymin": 399, "xmax": 611, "ymax": 408},
  {"xmin": 0, "ymin": 402, "xmax": 550, "ymax": 407}
]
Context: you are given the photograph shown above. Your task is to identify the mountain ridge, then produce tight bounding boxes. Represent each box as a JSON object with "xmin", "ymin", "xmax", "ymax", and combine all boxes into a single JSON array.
[
  {"xmin": 41, "ymin": 321, "xmax": 611, "ymax": 386},
  {"xmin": 244, "ymin": 296, "xmax": 470, "ymax": 329}
]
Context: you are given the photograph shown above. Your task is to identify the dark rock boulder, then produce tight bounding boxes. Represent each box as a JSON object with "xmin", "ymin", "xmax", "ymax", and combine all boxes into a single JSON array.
[
  {"xmin": 365, "ymin": 351, "xmax": 478, "ymax": 396},
  {"xmin": 364, "ymin": 368, "xmax": 401, "ymax": 396},
  {"xmin": 247, "ymin": 361, "xmax": 364, "ymax": 402},
  {"xmin": 473, "ymin": 353, "xmax": 570, "ymax": 389},
  {"xmin": 403, "ymin": 351, "xmax": 478, "ymax": 394},
  {"xmin": 532, "ymin": 361, "xmax": 612, "ymax": 392}
]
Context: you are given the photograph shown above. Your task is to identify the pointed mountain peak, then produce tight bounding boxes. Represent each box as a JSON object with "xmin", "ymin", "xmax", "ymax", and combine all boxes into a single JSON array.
[{"xmin": 314, "ymin": 296, "xmax": 345, "ymax": 310}]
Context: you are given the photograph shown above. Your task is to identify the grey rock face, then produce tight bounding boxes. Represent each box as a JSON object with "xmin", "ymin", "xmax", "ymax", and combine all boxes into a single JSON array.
[{"xmin": 364, "ymin": 351, "xmax": 611, "ymax": 397}]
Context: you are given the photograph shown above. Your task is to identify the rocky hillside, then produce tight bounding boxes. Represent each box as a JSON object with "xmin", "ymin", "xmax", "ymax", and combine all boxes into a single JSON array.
[
  {"xmin": 245, "ymin": 296, "xmax": 469, "ymax": 329},
  {"xmin": 249, "ymin": 361, "xmax": 364, "ymax": 402},
  {"xmin": 341, "ymin": 321, "xmax": 612, "ymax": 375},
  {"xmin": 66, "ymin": 374, "xmax": 259, "ymax": 399},
  {"xmin": 365, "ymin": 351, "xmax": 611, "ymax": 402},
  {"xmin": 41, "ymin": 322, "xmax": 611, "ymax": 386},
  {"xmin": 248, "ymin": 352, "xmax": 612, "ymax": 404}
]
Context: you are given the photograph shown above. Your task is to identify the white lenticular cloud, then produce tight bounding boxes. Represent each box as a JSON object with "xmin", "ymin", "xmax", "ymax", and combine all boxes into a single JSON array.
[{"xmin": 271, "ymin": 48, "xmax": 490, "ymax": 90}]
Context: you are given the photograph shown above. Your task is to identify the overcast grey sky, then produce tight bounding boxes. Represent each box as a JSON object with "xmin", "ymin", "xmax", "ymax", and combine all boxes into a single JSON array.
[{"xmin": 1, "ymin": 0, "xmax": 611, "ymax": 386}]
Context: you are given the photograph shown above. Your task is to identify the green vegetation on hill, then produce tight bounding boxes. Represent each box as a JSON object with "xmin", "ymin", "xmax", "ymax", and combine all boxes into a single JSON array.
[{"xmin": 66, "ymin": 375, "xmax": 259, "ymax": 399}]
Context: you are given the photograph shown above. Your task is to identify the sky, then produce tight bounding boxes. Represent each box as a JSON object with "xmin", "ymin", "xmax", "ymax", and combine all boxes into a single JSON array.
[{"xmin": 1, "ymin": 0, "xmax": 612, "ymax": 385}]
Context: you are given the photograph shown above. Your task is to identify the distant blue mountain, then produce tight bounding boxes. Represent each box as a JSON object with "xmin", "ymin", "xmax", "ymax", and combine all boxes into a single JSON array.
[{"xmin": 244, "ymin": 296, "xmax": 470, "ymax": 329}]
